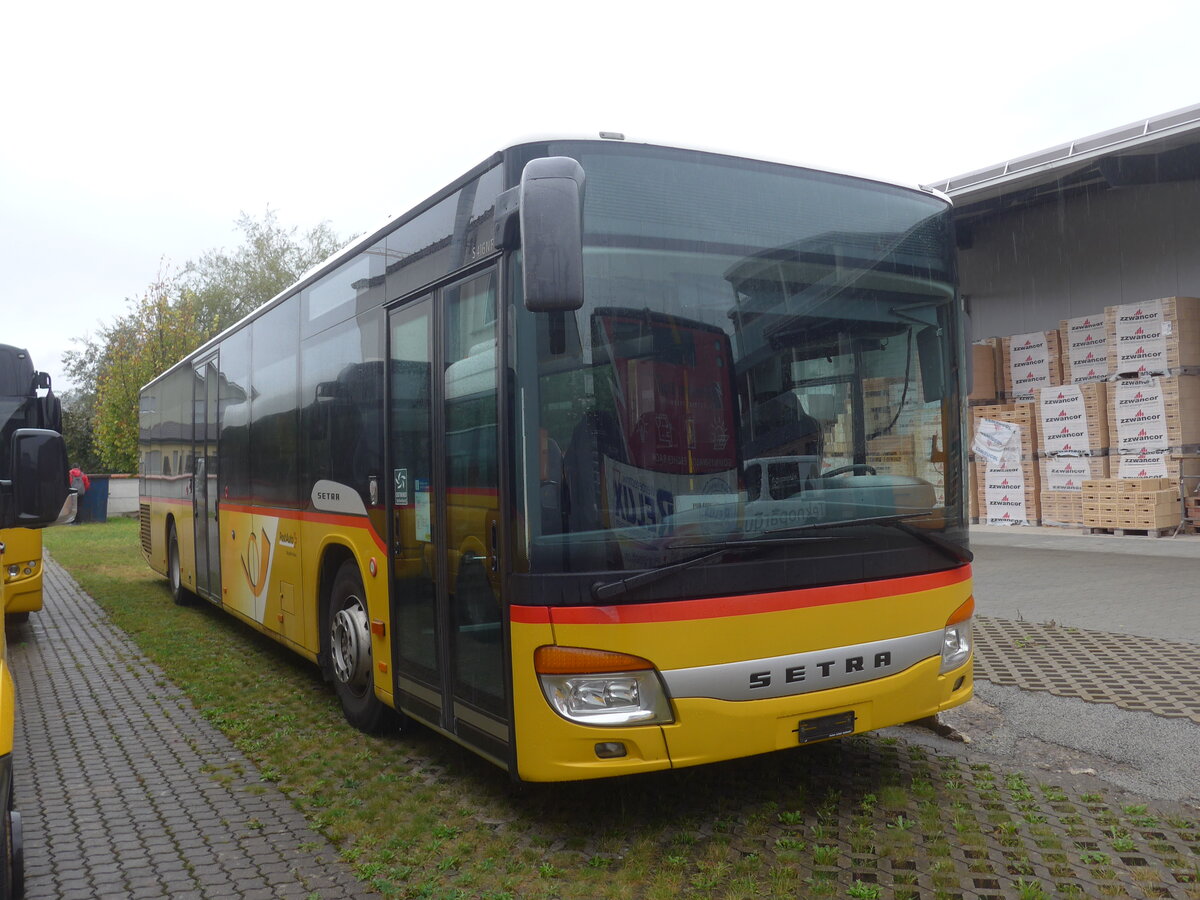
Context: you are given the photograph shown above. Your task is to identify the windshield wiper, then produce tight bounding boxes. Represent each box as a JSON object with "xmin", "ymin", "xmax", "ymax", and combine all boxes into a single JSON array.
[
  {"xmin": 757, "ymin": 513, "xmax": 973, "ymax": 565},
  {"xmin": 590, "ymin": 535, "xmax": 839, "ymax": 602}
]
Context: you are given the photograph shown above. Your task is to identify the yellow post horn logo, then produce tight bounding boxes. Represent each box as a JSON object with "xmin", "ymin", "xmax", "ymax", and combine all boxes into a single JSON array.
[{"xmin": 241, "ymin": 528, "xmax": 271, "ymax": 596}]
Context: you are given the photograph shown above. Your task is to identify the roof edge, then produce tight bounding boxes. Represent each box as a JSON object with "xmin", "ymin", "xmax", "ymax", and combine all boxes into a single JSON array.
[{"xmin": 924, "ymin": 102, "xmax": 1200, "ymax": 196}]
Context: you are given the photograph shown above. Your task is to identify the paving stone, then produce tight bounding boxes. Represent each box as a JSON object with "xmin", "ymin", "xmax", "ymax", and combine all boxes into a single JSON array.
[
  {"xmin": 974, "ymin": 616, "xmax": 1200, "ymax": 722},
  {"xmin": 9, "ymin": 556, "xmax": 370, "ymax": 899}
]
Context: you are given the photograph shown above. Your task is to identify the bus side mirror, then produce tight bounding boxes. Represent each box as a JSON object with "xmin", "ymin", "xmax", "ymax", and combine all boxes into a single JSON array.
[
  {"xmin": 917, "ymin": 326, "xmax": 946, "ymax": 404},
  {"xmin": 519, "ymin": 157, "xmax": 585, "ymax": 313},
  {"xmin": 0, "ymin": 429, "xmax": 73, "ymax": 528}
]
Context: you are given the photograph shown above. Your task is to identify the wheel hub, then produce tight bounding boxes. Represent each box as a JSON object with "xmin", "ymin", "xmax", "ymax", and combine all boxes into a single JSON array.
[{"xmin": 331, "ymin": 601, "xmax": 372, "ymax": 692}]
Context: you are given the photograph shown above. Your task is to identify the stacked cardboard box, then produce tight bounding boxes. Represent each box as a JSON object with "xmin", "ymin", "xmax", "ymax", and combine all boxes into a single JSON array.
[
  {"xmin": 972, "ymin": 402, "xmax": 1039, "ymax": 458},
  {"xmin": 1038, "ymin": 455, "xmax": 1110, "ymax": 527},
  {"xmin": 1033, "ymin": 382, "xmax": 1110, "ymax": 526},
  {"xmin": 969, "ymin": 342, "xmax": 999, "ymax": 403},
  {"xmin": 1105, "ymin": 297, "xmax": 1200, "ymax": 376},
  {"xmin": 864, "ymin": 433, "xmax": 916, "ymax": 477},
  {"xmin": 973, "ymin": 456, "xmax": 1039, "ymax": 526},
  {"xmin": 1001, "ymin": 331, "xmax": 1064, "ymax": 401},
  {"xmin": 1112, "ymin": 449, "xmax": 1200, "ymax": 492},
  {"xmin": 1107, "ymin": 374, "xmax": 1200, "ymax": 452},
  {"xmin": 1039, "ymin": 382, "xmax": 1108, "ymax": 455},
  {"xmin": 1060, "ymin": 314, "xmax": 1110, "ymax": 384},
  {"xmin": 971, "ymin": 404, "xmax": 1039, "ymax": 524},
  {"xmin": 1081, "ymin": 478, "xmax": 1179, "ymax": 531}
]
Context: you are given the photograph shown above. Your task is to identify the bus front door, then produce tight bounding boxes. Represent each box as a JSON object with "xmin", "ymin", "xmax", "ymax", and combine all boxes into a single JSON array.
[{"xmin": 388, "ymin": 270, "xmax": 508, "ymax": 765}]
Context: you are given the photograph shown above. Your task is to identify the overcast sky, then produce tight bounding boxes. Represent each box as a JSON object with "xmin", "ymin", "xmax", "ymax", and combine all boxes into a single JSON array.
[{"xmin": 4, "ymin": 0, "xmax": 1199, "ymax": 391}]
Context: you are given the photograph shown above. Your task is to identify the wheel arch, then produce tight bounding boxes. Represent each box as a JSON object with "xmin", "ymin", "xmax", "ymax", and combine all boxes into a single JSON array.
[{"xmin": 315, "ymin": 541, "xmax": 359, "ymax": 681}]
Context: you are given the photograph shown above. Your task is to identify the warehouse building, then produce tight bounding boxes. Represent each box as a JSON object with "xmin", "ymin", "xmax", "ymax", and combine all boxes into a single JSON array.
[
  {"xmin": 926, "ymin": 102, "xmax": 1200, "ymax": 341},
  {"xmin": 925, "ymin": 103, "xmax": 1200, "ymax": 531}
]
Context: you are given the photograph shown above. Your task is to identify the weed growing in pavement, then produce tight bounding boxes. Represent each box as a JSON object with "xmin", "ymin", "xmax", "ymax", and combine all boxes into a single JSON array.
[{"xmin": 43, "ymin": 518, "xmax": 1196, "ymax": 900}]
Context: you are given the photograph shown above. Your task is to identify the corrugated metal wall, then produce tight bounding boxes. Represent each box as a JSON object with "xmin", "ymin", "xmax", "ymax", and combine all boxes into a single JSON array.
[{"xmin": 959, "ymin": 179, "xmax": 1200, "ymax": 340}]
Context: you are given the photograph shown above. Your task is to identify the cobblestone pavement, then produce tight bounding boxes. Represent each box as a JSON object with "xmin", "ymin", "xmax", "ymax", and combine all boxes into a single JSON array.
[
  {"xmin": 7, "ymin": 558, "xmax": 367, "ymax": 900},
  {"xmin": 8, "ymin": 550, "xmax": 1200, "ymax": 900},
  {"xmin": 974, "ymin": 616, "xmax": 1200, "ymax": 723}
]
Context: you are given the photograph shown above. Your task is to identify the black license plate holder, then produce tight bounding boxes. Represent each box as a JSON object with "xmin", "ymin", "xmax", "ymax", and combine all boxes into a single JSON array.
[{"xmin": 795, "ymin": 711, "xmax": 855, "ymax": 745}]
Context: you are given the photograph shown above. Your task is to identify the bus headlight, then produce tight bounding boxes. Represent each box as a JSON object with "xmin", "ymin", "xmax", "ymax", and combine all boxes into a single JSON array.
[
  {"xmin": 940, "ymin": 596, "xmax": 974, "ymax": 673},
  {"xmin": 535, "ymin": 646, "xmax": 674, "ymax": 726}
]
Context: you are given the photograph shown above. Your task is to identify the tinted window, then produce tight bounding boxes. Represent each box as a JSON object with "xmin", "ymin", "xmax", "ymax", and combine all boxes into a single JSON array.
[
  {"xmin": 301, "ymin": 238, "xmax": 388, "ymax": 337},
  {"xmin": 251, "ymin": 303, "xmax": 300, "ymax": 506},
  {"xmin": 385, "ymin": 166, "xmax": 505, "ymax": 301},
  {"xmin": 219, "ymin": 330, "xmax": 252, "ymax": 503},
  {"xmin": 300, "ymin": 314, "xmax": 384, "ymax": 501}
]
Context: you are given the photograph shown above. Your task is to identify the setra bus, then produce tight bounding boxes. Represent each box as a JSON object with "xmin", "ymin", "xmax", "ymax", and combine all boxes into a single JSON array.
[{"xmin": 138, "ymin": 136, "xmax": 974, "ymax": 781}]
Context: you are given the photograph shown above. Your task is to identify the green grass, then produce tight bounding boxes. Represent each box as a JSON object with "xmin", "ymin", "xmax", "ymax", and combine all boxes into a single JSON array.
[{"xmin": 40, "ymin": 519, "xmax": 1197, "ymax": 900}]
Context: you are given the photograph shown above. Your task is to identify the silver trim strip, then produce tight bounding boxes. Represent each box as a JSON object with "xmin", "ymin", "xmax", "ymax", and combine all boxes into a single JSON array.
[
  {"xmin": 397, "ymin": 676, "xmax": 441, "ymax": 710},
  {"xmin": 661, "ymin": 630, "xmax": 943, "ymax": 702},
  {"xmin": 454, "ymin": 702, "xmax": 510, "ymax": 742}
]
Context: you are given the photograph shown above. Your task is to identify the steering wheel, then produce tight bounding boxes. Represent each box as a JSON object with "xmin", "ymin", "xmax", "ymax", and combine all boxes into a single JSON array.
[{"xmin": 821, "ymin": 464, "xmax": 877, "ymax": 478}]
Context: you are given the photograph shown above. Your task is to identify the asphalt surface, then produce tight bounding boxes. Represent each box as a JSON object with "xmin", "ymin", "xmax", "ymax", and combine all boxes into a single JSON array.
[{"xmin": 969, "ymin": 523, "xmax": 1200, "ymax": 643}]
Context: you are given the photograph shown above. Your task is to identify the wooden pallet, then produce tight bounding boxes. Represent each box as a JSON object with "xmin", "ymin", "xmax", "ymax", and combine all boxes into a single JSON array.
[{"xmin": 1082, "ymin": 525, "xmax": 1177, "ymax": 538}]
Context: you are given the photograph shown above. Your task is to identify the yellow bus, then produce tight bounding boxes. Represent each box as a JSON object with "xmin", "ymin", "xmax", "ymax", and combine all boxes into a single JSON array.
[
  {"xmin": 1, "ymin": 342, "xmax": 75, "ymax": 896},
  {"xmin": 139, "ymin": 137, "xmax": 973, "ymax": 781},
  {"xmin": 1, "ymin": 529, "xmax": 41, "ymax": 624}
]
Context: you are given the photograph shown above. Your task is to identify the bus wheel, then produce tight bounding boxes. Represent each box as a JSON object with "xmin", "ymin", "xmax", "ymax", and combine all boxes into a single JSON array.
[
  {"xmin": 329, "ymin": 561, "xmax": 392, "ymax": 733},
  {"xmin": 8, "ymin": 809, "xmax": 22, "ymax": 900},
  {"xmin": 168, "ymin": 523, "xmax": 190, "ymax": 606},
  {"xmin": 0, "ymin": 788, "xmax": 18, "ymax": 900}
]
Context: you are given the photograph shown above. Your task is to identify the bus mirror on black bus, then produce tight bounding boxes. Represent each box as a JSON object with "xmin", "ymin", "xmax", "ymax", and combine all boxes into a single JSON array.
[
  {"xmin": 917, "ymin": 325, "xmax": 945, "ymax": 404},
  {"xmin": 0, "ymin": 428, "xmax": 73, "ymax": 528},
  {"xmin": 519, "ymin": 157, "xmax": 585, "ymax": 313}
]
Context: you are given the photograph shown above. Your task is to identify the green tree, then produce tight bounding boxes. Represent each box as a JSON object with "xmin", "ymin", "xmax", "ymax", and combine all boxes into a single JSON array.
[
  {"xmin": 59, "ymin": 388, "xmax": 103, "ymax": 473},
  {"xmin": 70, "ymin": 211, "xmax": 348, "ymax": 472},
  {"xmin": 180, "ymin": 209, "xmax": 344, "ymax": 334},
  {"xmin": 92, "ymin": 276, "xmax": 200, "ymax": 473}
]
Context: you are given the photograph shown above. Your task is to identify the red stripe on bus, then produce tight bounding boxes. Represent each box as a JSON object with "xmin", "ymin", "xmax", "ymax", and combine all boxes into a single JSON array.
[
  {"xmin": 509, "ymin": 567, "xmax": 971, "ymax": 626},
  {"xmin": 209, "ymin": 503, "xmax": 387, "ymax": 553}
]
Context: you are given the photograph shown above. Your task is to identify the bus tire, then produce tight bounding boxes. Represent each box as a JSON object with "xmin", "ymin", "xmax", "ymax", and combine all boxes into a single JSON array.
[
  {"xmin": 8, "ymin": 809, "xmax": 21, "ymax": 900},
  {"xmin": 0, "ymin": 781, "xmax": 18, "ymax": 900},
  {"xmin": 167, "ymin": 522, "xmax": 190, "ymax": 606},
  {"xmin": 329, "ymin": 561, "xmax": 392, "ymax": 733}
]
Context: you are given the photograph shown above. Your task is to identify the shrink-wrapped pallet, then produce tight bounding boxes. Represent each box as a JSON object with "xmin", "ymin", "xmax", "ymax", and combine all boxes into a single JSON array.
[
  {"xmin": 1060, "ymin": 313, "xmax": 1110, "ymax": 384},
  {"xmin": 1105, "ymin": 297, "xmax": 1200, "ymax": 376},
  {"xmin": 1107, "ymin": 375, "xmax": 1200, "ymax": 454},
  {"xmin": 1001, "ymin": 331, "xmax": 1064, "ymax": 401},
  {"xmin": 1038, "ymin": 382, "xmax": 1108, "ymax": 456}
]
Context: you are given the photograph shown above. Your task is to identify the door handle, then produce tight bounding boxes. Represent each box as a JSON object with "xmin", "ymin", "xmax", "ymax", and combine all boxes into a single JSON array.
[{"xmin": 489, "ymin": 521, "xmax": 498, "ymax": 573}]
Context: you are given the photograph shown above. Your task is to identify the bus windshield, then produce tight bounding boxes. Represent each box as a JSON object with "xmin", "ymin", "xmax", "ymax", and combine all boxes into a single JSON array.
[{"xmin": 514, "ymin": 143, "xmax": 965, "ymax": 590}]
